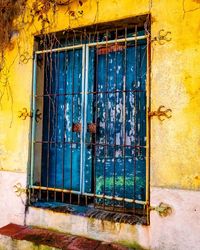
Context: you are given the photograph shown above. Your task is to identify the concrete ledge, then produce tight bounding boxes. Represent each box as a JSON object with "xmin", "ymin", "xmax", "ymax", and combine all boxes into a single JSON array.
[{"xmin": 0, "ymin": 223, "xmax": 130, "ymax": 250}]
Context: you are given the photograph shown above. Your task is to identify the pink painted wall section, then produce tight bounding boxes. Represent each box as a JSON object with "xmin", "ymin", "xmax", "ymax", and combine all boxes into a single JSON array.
[
  {"xmin": 0, "ymin": 172, "xmax": 26, "ymax": 228},
  {"xmin": 0, "ymin": 174, "xmax": 200, "ymax": 249},
  {"xmin": 149, "ymin": 188, "xmax": 200, "ymax": 250}
]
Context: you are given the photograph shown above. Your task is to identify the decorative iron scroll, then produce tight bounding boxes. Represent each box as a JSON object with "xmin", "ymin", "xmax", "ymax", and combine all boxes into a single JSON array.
[
  {"xmin": 152, "ymin": 29, "xmax": 172, "ymax": 45},
  {"xmin": 13, "ymin": 183, "xmax": 27, "ymax": 197},
  {"xmin": 18, "ymin": 107, "xmax": 42, "ymax": 123},
  {"xmin": 149, "ymin": 105, "xmax": 172, "ymax": 121}
]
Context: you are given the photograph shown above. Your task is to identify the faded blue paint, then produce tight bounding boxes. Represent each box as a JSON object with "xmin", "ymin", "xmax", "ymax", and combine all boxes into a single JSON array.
[
  {"xmin": 86, "ymin": 41, "xmax": 146, "ymax": 203},
  {"xmin": 41, "ymin": 49, "xmax": 82, "ymax": 191},
  {"xmin": 40, "ymin": 39, "xmax": 147, "ymax": 203}
]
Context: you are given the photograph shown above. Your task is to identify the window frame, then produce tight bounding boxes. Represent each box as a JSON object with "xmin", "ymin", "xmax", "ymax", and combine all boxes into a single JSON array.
[{"xmin": 29, "ymin": 19, "xmax": 151, "ymax": 221}]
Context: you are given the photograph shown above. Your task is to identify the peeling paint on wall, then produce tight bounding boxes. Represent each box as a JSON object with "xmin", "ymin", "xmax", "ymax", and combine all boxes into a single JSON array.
[{"xmin": 0, "ymin": 0, "xmax": 200, "ymax": 249}]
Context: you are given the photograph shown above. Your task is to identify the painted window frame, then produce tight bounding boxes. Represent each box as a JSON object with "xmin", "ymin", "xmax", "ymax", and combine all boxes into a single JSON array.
[{"xmin": 29, "ymin": 19, "xmax": 151, "ymax": 221}]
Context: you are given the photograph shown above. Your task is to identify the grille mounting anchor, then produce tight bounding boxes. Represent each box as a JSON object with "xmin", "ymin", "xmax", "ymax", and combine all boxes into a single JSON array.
[{"xmin": 148, "ymin": 105, "xmax": 172, "ymax": 121}]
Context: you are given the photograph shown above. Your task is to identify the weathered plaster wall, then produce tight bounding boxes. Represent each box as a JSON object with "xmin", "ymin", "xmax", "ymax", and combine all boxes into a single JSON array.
[
  {"xmin": 1, "ymin": 172, "xmax": 200, "ymax": 249},
  {"xmin": 0, "ymin": 172, "xmax": 26, "ymax": 227},
  {"xmin": 0, "ymin": 0, "xmax": 199, "ymax": 189},
  {"xmin": 26, "ymin": 187, "xmax": 200, "ymax": 250},
  {"xmin": 0, "ymin": 0, "xmax": 200, "ymax": 249}
]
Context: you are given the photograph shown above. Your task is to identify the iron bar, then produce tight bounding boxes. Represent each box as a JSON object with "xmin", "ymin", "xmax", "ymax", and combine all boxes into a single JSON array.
[
  {"xmin": 54, "ymin": 51, "xmax": 59, "ymax": 196},
  {"xmin": 70, "ymin": 37, "xmax": 75, "ymax": 202},
  {"xmin": 103, "ymin": 29, "xmax": 109, "ymax": 209},
  {"xmin": 146, "ymin": 33, "xmax": 151, "ymax": 224},
  {"xmin": 123, "ymin": 27, "xmax": 127, "ymax": 212},
  {"xmin": 133, "ymin": 25, "xmax": 138, "ymax": 214},
  {"xmin": 82, "ymin": 44, "xmax": 89, "ymax": 194},
  {"xmin": 87, "ymin": 35, "xmax": 147, "ymax": 47},
  {"xmin": 93, "ymin": 32, "xmax": 99, "ymax": 207},
  {"xmin": 46, "ymin": 52, "xmax": 52, "ymax": 201},
  {"xmin": 31, "ymin": 186, "xmax": 147, "ymax": 205},
  {"xmin": 35, "ymin": 89, "xmax": 145, "ymax": 97},
  {"xmin": 35, "ymin": 44, "xmax": 84, "ymax": 54},
  {"xmin": 34, "ymin": 141, "xmax": 146, "ymax": 148},
  {"xmin": 30, "ymin": 53, "xmax": 37, "ymax": 187},
  {"xmin": 113, "ymin": 28, "xmax": 117, "ymax": 211},
  {"xmin": 80, "ymin": 42, "xmax": 85, "ymax": 194},
  {"xmin": 62, "ymin": 50, "xmax": 67, "ymax": 199}
]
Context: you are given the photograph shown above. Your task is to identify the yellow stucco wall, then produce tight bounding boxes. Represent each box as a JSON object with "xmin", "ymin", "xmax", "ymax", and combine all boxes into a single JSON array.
[{"xmin": 0, "ymin": 0, "xmax": 200, "ymax": 191}]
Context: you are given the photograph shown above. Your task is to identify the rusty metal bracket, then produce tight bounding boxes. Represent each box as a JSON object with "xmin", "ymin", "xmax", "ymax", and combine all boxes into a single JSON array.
[
  {"xmin": 148, "ymin": 105, "xmax": 172, "ymax": 121},
  {"xmin": 152, "ymin": 29, "xmax": 172, "ymax": 45},
  {"xmin": 13, "ymin": 183, "xmax": 27, "ymax": 197},
  {"xmin": 18, "ymin": 108, "xmax": 42, "ymax": 123},
  {"xmin": 150, "ymin": 202, "xmax": 172, "ymax": 217}
]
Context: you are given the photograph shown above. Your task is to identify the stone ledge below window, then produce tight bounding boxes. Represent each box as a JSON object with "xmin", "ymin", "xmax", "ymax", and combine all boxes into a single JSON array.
[{"xmin": 30, "ymin": 202, "xmax": 147, "ymax": 225}]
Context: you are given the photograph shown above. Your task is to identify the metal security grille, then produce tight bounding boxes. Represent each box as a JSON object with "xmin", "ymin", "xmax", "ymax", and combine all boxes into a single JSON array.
[{"xmin": 30, "ymin": 19, "xmax": 150, "ymax": 218}]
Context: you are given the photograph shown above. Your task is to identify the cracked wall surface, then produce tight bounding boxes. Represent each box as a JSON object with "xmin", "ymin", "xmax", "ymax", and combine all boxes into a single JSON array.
[{"xmin": 0, "ymin": 0, "xmax": 199, "ymax": 249}]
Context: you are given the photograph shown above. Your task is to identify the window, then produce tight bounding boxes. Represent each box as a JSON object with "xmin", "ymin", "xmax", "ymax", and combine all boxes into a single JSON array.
[{"xmin": 30, "ymin": 17, "xmax": 150, "ymax": 218}]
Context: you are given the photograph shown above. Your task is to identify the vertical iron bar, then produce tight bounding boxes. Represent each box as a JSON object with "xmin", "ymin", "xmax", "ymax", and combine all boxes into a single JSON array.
[
  {"xmin": 133, "ymin": 25, "xmax": 138, "ymax": 213},
  {"xmin": 103, "ymin": 30, "xmax": 109, "ymax": 209},
  {"xmin": 146, "ymin": 32, "xmax": 151, "ymax": 224},
  {"xmin": 138, "ymin": 45, "xmax": 141, "ymax": 157},
  {"xmin": 123, "ymin": 27, "xmax": 127, "ymax": 212},
  {"xmin": 30, "ymin": 53, "xmax": 37, "ymax": 187},
  {"xmin": 93, "ymin": 32, "xmax": 99, "ymax": 208},
  {"xmin": 54, "ymin": 51, "xmax": 59, "ymax": 202},
  {"xmin": 46, "ymin": 53, "xmax": 53, "ymax": 201},
  {"xmin": 62, "ymin": 50, "xmax": 67, "ymax": 203},
  {"xmin": 39, "ymin": 53, "xmax": 45, "ymax": 201},
  {"xmin": 113, "ymin": 29, "xmax": 118, "ymax": 211},
  {"xmin": 70, "ymin": 37, "xmax": 75, "ymax": 203},
  {"xmin": 80, "ymin": 41, "xmax": 86, "ymax": 194}
]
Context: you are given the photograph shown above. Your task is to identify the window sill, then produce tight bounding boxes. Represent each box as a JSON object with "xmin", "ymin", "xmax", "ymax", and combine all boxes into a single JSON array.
[{"xmin": 30, "ymin": 202, "xmax": 147, "ymax": 225}]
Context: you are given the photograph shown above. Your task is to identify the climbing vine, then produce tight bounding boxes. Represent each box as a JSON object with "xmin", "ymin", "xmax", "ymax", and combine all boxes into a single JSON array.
[
  {"xmin": 0, "ymin": 0, "xmax": 84, "ymax": 69},
  {"xmin": 0, "ymin": 0, "xmax": 85, "ymax": 125}
]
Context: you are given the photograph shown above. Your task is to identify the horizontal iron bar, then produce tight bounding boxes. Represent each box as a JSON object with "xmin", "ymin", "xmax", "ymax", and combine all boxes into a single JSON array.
[
  {"xmin": 34, "ymin": 141, "xmax": 146, "ymax": 148},
  {"xmin": 35, "ymin": 89, "xmax": 145, "ymax": 97},
  {"xmin": 35, "ymin": 44, "xmax": 84, "ymax": 55},
  {"xmin": 31, "ymin": 185, "xmax": 81, "ymax": 194},
  {"xmin": 87, "ymin": 35, "xmax": 147, "ymax": 47},
  {"xmin": 35, "ymin": 35, "xmax": 147, "ymax": 55},
  {"xmin": 30, "ymin": 186, "xmax": 147, "ymax": 205},
  {"xmin": 81, "ymin": 192, "xmax": 147, "ymax": 205}
]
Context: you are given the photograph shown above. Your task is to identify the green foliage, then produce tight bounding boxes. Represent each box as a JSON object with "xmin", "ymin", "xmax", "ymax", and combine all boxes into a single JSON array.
[{"xmin": 96, "ymin": 175, "xmax": 145, "ymax": 195}]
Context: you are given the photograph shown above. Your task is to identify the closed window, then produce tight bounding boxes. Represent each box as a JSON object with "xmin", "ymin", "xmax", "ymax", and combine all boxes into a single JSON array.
[{"xmin": 30, "ymin": 19, "xmax": 149, "ymax": 217}]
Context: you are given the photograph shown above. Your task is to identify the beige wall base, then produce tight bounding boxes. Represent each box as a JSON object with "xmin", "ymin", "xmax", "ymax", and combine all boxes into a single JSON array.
[{"xmin": 1, "ymin": 171, "xmax": 200, "ymax": 250}]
